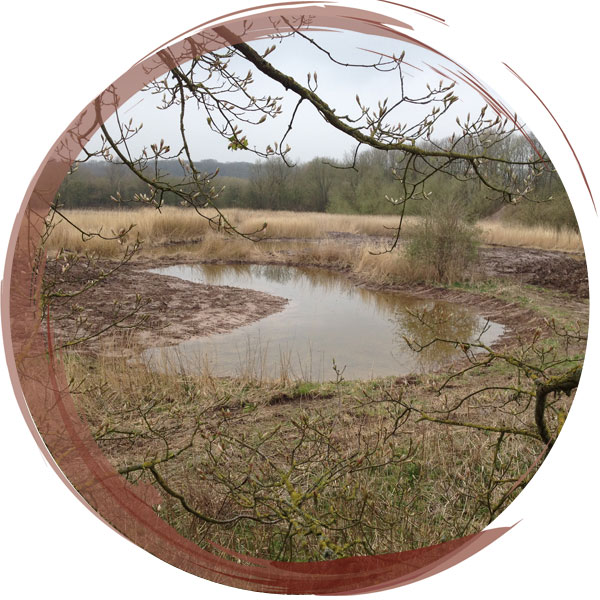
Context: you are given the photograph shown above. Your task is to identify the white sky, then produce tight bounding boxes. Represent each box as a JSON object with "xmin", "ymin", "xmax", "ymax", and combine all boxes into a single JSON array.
[{"xmin": 89, "ymin": 28, "xmax": 494, "ymax": 165}]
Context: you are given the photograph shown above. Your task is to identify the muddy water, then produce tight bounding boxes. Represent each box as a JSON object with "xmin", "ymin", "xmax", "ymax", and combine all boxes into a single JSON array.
[{"xmin": 144, "ymin": 264, "xmax": 504, "ymax": 381}]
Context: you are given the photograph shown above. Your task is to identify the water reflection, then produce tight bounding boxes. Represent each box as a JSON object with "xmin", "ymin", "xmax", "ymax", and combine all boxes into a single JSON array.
[
  {"xmin": 144, "ymin": 263, "xmax": 503, "ymax": 381},
  {"xmin": 393, "ymin": 303, "xmax": 481, "ymax": 371}
]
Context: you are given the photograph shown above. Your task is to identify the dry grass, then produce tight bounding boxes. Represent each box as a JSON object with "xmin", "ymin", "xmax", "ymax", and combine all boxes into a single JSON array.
[
  {"xmin": 65, "ymin": 347, "xmax": 558, "ymax": 562},
  {"xmin": 240, "ymin": 211, "xmax": 418, "ymax": 239},
  {"xmin": 44, "ymin": 207, "xmax": 417, "ymax": 254},
  {"xmin": 191, "ymin": 230, "xmax": 265, "ymax": 262},
  {"xmin": 45, "ymin": 207, "xmax": 583, "ymax": 257},
  {"xmin": 479, "ymin": 220, "xmax": 583, "ymax": 252},
  {"xmin": 354, "ymin": 246, "xmax": 423, "ymax": 283},
  {"xmin": 46, "ymin": 207, "xmax": 214, "ymax": 256}
]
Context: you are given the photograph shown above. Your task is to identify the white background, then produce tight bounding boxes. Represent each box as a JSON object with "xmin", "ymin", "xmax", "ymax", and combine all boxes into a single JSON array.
[{"xmin": 1, "ymin": 1, "xmax": 597, "ymax": 598}]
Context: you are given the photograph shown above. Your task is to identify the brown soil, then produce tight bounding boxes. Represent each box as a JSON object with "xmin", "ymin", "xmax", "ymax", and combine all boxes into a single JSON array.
[
  {"xmin": 45, "ymin": 258, "xmax": 288, "ymax": 354},
  {"xmin": 479, "ymin": 245, "xmax": 588, "ymax": 298},
  {"xmin": 45, "ymin": 241, "xmax": 588, "ymax": 356}
]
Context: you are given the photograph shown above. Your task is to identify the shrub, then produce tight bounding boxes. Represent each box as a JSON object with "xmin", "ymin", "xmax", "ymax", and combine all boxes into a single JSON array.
[{"xmin": 407, "ymin": 198, "xmax": 480, "ymax": 284}]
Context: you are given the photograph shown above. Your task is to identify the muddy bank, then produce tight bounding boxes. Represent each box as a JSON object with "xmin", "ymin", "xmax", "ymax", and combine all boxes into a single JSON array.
[
  {"xmin": 45, "ymin": 258, "xmax": 288, "ymax": 354},
  {"xmin": 479, "ymin": 245, "xmax": 588, "ymax": 298},
  {"xmin": 45, "ymin": 241, "xmax": 588, "ymax": 356}
]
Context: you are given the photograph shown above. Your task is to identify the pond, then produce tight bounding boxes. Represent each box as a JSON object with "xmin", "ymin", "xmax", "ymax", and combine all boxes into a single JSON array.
[{"xmin": 143, "ymin": 263, "xmax": 504, "ymax": 381}]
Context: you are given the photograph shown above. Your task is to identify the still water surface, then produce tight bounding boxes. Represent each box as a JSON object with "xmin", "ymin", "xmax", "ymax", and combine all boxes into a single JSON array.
[{"xmin": 144, "ymin": 264, "xmax": 504, "ymax": 381}]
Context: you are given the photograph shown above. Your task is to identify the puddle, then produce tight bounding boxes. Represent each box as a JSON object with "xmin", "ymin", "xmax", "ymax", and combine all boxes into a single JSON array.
[{"xmin": 143, "ymin": 263, "xmax": 504, "ymax": 381}]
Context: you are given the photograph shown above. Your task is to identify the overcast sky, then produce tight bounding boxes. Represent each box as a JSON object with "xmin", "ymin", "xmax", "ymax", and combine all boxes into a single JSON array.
[{"xmin": 88, "ymin": 28, "xmax": 496, "ymax": 165}]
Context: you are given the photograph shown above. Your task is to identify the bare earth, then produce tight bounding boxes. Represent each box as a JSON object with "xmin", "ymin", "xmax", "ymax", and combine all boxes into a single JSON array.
[
  {"xmin": 46, "ymin": 258, "xmax": 289, "ymax": 354},
  {"xmin": 479, "ymin": 245, "xmax": 588, "ymax": 298},
  {"xmin": 46, "ymin": 242, "xmax": 588, "ymax": 355}
]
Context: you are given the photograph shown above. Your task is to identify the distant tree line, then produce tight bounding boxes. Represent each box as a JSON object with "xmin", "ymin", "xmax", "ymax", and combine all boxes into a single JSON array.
[{"xmin": 60, "ymin": 139, "xmax": 577, "ymax": 230}]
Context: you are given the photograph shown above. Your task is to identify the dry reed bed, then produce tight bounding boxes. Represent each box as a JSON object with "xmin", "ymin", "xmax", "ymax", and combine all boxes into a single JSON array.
[
  {"xmin": 46, "ymin": 207, "xmax": 583, "ymax": 256},
  {"xmin": 46, "ymin": 208, "xmax": 413, "ymax": 255},
  {"xmin": 479, "ymin": 220, "xmax": 583, "ymax": 252},
  {"xmin": 183, "ymin": 234, "xmax": 417, "ymax": 285}
]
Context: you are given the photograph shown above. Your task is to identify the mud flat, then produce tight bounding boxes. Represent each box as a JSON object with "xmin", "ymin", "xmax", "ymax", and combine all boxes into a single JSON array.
[{"xmin": 46, "ymin": 259, "xmax": 289, "ymax": 354}]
